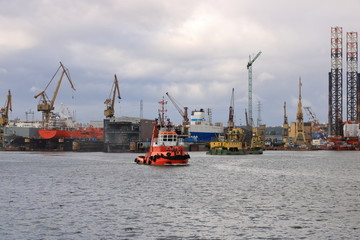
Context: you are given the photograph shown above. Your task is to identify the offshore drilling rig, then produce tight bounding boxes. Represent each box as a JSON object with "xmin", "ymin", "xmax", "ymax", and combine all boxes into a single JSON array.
[{"xmin": 328, "ymin": 27, "xmax": 359, "ymax": 136}]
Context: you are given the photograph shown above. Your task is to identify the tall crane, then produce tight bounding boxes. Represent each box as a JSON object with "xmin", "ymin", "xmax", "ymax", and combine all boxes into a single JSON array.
[
  {"xmin": 166, "ymin": 92, "xmax": 189, "ymax": 126},
  {"xmin": 247, "ymin": 51, "xmax": 262, "ymax": 128},
  {"xmin": 294, "ymin": 77, "xmax": 306, "ymax": 145},
  {"xmin": 34, "ymin": 62, "xmax": 75, "ymax": 124},
  {"xmin": 0, "ymin": 90, "xmax": 12, "ymax": 126},
  {"xmin": 104, "ymin": 74, "xmax": 121, "ymax": 119},
  {"xmin": 282, "ymin": 101, "xmax": 289, "ymax": 143},
  {"xmin": 227, "ymin": 88, "xmax": 235, "ymax": 129}
]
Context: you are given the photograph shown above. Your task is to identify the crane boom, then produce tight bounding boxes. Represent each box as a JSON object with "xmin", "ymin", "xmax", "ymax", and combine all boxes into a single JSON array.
[
  {"xmin": 34, "ymin": 62, "xmax": 76, "ymax": 124},
  {"xmin": 247, "ymin": 51, "xmax": 262, "ymax": 69},
  {"xmin": 104, "ymin": 74, "xmax": 121, "ymax": 119},
  {"xmin": 166, "ymin": 92, "xmax": 189, "ymax": 126},
  {"xmin": 0, "ymin": 90, "xmax": 12, "ymax": 126}
]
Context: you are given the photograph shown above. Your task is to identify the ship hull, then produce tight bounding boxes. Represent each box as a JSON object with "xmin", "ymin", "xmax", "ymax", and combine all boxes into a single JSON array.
[
  {"xmin": 207, "ymin": 148, "xmax": 246, "ymax": 155},
  {"xmin": 135, "ymin": 146, "xmax": 189, "ymax": 165},
  {"xmin": 39, "ymin": 128, "xmax": 103, "ymax": 140},
  {"xmin": 135, "ymin": 155, "xmax": 189, "ymax": 165}
]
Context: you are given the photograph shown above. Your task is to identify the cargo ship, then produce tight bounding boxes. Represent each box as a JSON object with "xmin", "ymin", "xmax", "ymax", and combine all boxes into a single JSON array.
[
  {"xmin": 135, "ymin": 118, "xmax": 190, "ymax": 165},
  {"xmin": 188, "ymin": 109, "xmax": 223, "ymax": 142}
]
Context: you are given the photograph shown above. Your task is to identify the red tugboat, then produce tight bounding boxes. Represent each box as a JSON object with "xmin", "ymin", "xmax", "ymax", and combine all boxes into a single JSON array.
[{"xmin": 135, "ymin": 98, "xmax": 190, "ymax": 166}]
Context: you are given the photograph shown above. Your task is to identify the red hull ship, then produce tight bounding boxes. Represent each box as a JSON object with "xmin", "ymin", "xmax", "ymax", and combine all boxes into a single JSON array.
[
  {"xmin": 39, "ymin": 126, "xmax": 104, "ymax": 140},
  {"xmin": 135, "ymin": 120, "xmax": 190, "ymax": 165},
  {"xmin": 135, "ymin": 97, "xmax": 190, "ymax": 166}
]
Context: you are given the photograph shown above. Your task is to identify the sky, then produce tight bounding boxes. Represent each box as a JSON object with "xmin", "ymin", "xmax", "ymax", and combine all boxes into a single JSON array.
[{"xmin": 0, "ymin": 0, "xmax": 359, "ymax": 126}]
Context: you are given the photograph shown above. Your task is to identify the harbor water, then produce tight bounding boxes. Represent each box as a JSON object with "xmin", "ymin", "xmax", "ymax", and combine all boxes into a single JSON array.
[{"xmin": 0, "ymin": 151, "xmax": 359, "ymax": 239}]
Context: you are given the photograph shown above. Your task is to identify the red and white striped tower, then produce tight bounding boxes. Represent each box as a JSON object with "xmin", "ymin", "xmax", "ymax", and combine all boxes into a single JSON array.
[{"xmin": 346, "ymin": 32, "xmax": 358, "ymax": 122}]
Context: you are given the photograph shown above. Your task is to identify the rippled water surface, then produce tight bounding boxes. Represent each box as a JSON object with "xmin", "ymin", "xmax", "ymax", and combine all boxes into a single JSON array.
[{"xmin": 1, "ymin": 151, "xmax": 359, "ymax": 239}]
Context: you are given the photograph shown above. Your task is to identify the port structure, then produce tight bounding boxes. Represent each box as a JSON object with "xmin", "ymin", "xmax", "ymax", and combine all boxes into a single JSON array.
[
  {"xmin": 227, "ymin": 88, "xmax": 235, "ymax": 130},
  {"xmin": 104, "ymin": 74, "xmax": 121, "ymax": 120},
  {"xmin": 166, "ymin": 92, "xmax": 189, "ymax": 126},
  {"xmin": 166, "ymin": 92, "xmax": 189, "ymax": 134},
  {"xmin": 346, "ymin": 32, "xmax": 359, "ymax": 122},
  {"xmin": 0, "ymin": 90, "xmax": 12, "ymax": 126},
  {"xmin": 294, "ymin": 77, "xmax": 306, "ymax": 145},
  {"xmin": 34, "ymin": 62, "xmax": 76, "ymax": 126},
  {"xmin": 328, "ymin": 27, "xmax": 343, "ymax": 136},
  {"xmin": 304, "ymin": 106, "xmax": 326, "ymax": 139},
  {"xmin": 282, "ymin": 101, "xmax": 289, "ymax": 144},
  {"xmin": 247, "ymin": 51, "xmax": 262, "ymax": 128}
]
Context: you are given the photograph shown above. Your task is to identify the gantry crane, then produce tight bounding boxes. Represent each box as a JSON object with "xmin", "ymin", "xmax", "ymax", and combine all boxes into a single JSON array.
[
  {"xmin": 227, "ymin": 88, "xmax": 235, "ymax": 129},
  {"xmin": 166, "ymin": 92, "xmax": 189, "ymax": 126},
  {"xmin": 104, "ymin": 74, "xmax": 121, "ymax": 119},
  {"xmin": 34, "ymin": 62, "xmax": 76, "ymax": 124},
  {"xmin": 247, "ymin": 51, "xmax": 262, "ymax": 128},
  {"xmin": 0, "ymin": 90, "xmax": 12, "ymax": 126}
]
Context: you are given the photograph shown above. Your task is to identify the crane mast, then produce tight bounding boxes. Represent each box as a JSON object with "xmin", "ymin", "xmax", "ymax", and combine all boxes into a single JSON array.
[
  {"xmin": 104, "ymin": 74, "xmax": 121, "ymax": 119},
  {"xmin": 247, "ymin": 51, "xmax": 262, "ymax": 128},
  {"xmin": 227, "ymin": 88, "xmax": 235, "ymax": 129},
  {"xmin": 34, "ymin": 62, "xmax": 75, "ymax": 125},
  {"xmin": 0, "ymin": 90, "xmax": 12, "ymax": 126}
]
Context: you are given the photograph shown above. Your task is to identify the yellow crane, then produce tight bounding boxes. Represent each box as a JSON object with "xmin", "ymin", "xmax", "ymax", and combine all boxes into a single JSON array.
[
  {"xmin": 34, "ymin": 62, "xmax": 76, "ymax": 124},
  {"xmin": 0, "ymin": 90, "xmax": 12, "ymax": 126},
  {"xmin": 104, "ymin": 74, "xmax": 121, "ymax": 119}
]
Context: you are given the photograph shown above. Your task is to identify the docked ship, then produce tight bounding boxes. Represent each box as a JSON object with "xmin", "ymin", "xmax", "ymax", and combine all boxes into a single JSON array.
[
  {"xmin": 207, "ymin": 128, "xmax": 247, "ymax": 155},
  {"xmin": 207, "ymin": 127, "xmax": 263, "ymax": 155},
  {"xmin": 135, "ymin": 98, "xmax": 190, "ymax": 165},
  {"xmin": 188, "ymin": 109, "xmax": 223, "ymax": 142},
  {"xmin": 38, "ymin": 113, "xmax": 103, "ymax": 140}
]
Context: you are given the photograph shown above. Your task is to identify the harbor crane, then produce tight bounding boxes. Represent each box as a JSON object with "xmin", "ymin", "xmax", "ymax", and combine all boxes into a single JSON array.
[
  {"xmin": 34, "ymin": 62, "xmax": 76, "ymax": 125},
  {"xmin": 104, "ymin": 74, "xmax": 121, "ymax": 119},
  {"xmin": 166, "ymin": 92, "xmax": 190, "ymax": 134},
  {"xmin": 304, "ymin": 106, "xmax": 326, "ymax": 139},
  {"xmin": 227, "ymin": 88, "xmax": 235, "ymax": 129},
  {"xmin": 282, "ymin": 101, "xmax": 289, "ymax": 144},
  {"xmin": 247, "ymin": 51, "xmax": 262, "ymax": 128},
  {"xmin": 0, "ymin": 90, "xmax": 12, "ymax": 126}
]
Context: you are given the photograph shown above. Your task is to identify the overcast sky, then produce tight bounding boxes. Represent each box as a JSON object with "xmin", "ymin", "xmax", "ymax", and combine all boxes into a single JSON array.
[{"xmin": 1, "ymin": 0, "xmax": 359, "ymax": 126}]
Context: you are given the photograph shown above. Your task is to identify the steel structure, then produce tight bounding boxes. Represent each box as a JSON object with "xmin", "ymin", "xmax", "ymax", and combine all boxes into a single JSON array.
[
  {"xmin": 358, "ymin": 73, "xmax": 360, "ymax": 120},
  {"xmin": 0, "ymin": 90, "xmax": 12, "ymax": 126},
  {"xmin": 304, "ymin": 106, "xmax": 325, "ymax": 139},
  {"xmin": 104, "ymin": 74, "xmax": 121, "ymax": 119},
  {"xmin": 328, "ymin": 27, "xmax": 343, "ymax": 136},
  {"xmin": 295, "ymin": 77, "xmax": 306, "ymax": 145},
  {"xmin": 166, "ymin": 92, "xmax": 190, "ymax": 126},
  {"xmin": 256, "ymin": 101, "xmax": 262, "ymax": 127},
  {"xmin": 34, "ymin": 62, "xmax": 76, "ymax": 125},
  {"xmin": 346, "ymin": 32, "xmax": 358, "ymax": 122},
  {"xmin": 227, "ymin": 88, "xmax": 235, "ymax": 129},
  {"xmin": 247, "ymin": 51, "xmax": 261, "ymax": 128},
  {"xmin": 282, "ymin": 101, "xmax": 289, "ymax": 143}
]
